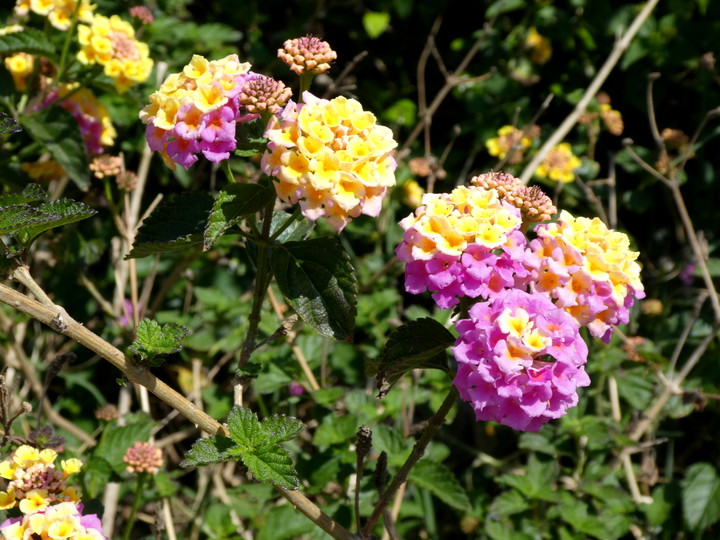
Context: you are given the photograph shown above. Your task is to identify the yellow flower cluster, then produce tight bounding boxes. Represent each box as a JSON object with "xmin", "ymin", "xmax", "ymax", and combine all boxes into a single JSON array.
[
  {"xmin": 535, "ymin": 142, "xmax": 581, "ymax": 183},
  {"xmin": 542, "ymin": 210, "xmax": 644, "ymax": 307},
  {"xmin": 526, "ymin": 27, "xmax": 552, "ymax": 64},
  {"xmin": 4, "ymin": 52, "xmax": 34, "ymax": 91},
  {"xmin": 261, "ymin": 91, "xmax": 397, "ymax": 231},
  {"xmin": 77, "ymin": 14, "xmax": 152, "ymax": 92},
  {"xmin": 14, "ymin": 0, "xmax": 94, "ymax": 31},
  {"xmin": 485, "ymin": 125, "xmax": 536, "ymax": 164},
  {"xmin": 0, "ymin": 501, "xmax": 105, "ymax": 540},
  {"xmin": 0, "ymin": 445, "xmax": 82, "ymax": 514},
  {"xmin": 20, "ymin": 160, "xmax": 66, "ymax": 181},
  {"xmin": 397, "ymin": 185, "xmax": 522, "ymax": 260}
]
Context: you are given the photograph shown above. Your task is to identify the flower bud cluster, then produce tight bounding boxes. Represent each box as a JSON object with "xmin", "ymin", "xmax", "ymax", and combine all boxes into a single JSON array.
[
  {"xmin": 278, "ymin": 36, "xmax": 337, "ymax": 75},
  {"xmin": 123, "ymin": 442, "xmax": 163, "ymax": 474}
]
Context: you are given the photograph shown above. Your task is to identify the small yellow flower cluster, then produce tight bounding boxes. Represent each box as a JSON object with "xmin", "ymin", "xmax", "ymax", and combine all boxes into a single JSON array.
[
  {"xmin": 0, "ymin": 445, "xmax": 82, "ymax": 515},
  {"xmin": 401, "ymin": 179, "xmax": 424, "ymax": 209},
  {"xmin": 0, "ymin": 501, "xmax": 105, "ymax": 540},
  {"xmin": 485, "ymin": 125, "xmax": 537, "ymax": 164},
  {"xmin": 77, "ymin": 14, "xmax": 153, "ymax": 92},
  {"xmin": 139, "ymin": 54, "xmax": 252, "ymax": 131},
  {"xmin": 526, "ymin": 27, "xmax": 552, "ymax": 64},
  {"xmin": 535, "ymin": 142, "xmax": 582, "ymax": 183},
  {"xmin": 4, "ymin": 52, "xmax": 34, "ymax": 91},
  {"xmin": 397, "ymin": 185, "xmax": 522, "ymax": 260},
  {"xmin": 14, "ymin": 0, "xmax": 95, "ymax": 31},
  {"xmin": 261, "ymin": 91, "xmax": 397, "ymax": 231},
  {"xmin": 0, "ymin": 24, "xmax": 24, "ymax": 36}
]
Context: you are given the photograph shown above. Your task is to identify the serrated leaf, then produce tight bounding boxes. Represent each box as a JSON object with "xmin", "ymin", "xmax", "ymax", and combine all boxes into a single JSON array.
[
  {"xmin": 127, "ymin": 318, "xmax": 188, "ymax": 366},
  {"xmin": 682, "ymin": 462, "xmax": 720, "ymax": 531},
  {"xmin": 0, "ymin": 184, "xmax": 46, "ymax": 206},
  {"xmin": 0, "ymin": 28, "xmax": 58, "ymax": 59},
  {"xmin": 0, "ymin": 204, "xmax": 45, "ymax": 234},
  {"xmin": 270, "ymin": 237, "xmax": 357, "ymax": 340},
  {"xmin": 408, "ymin": 460, "xmax": 471, "ymax": 511},
  {"xmin": 491, "ymin": 489, "xmax": 531, "ymax": 516},
  {"xmin": 227, "ymin": 405, "xmax": 262, "ymax": 448},
  {"xmin": 126, "ymin": 192, "xmax": 214, "ymax": 258},
  {"xmin": 23, "ymin": 199, "xmax": 97, "ymax": 240},
  {"xmin": 268, "ymin": 210, "xmax": 314, "ymax": 243},
  {"xmin": 21, "ymin": 107, "xmax": 89, "ymax": 189},
  {"xmin": 260, "ymin": 415, "xmax": 305, "ymax": 444},
  {"xmin": 375, "ymin": 318, "xmax": 454, "ymax": 397},
  {"xmin": 242, "ymin": 443, "xmax": 298, "ymax": 489},
  {"xmin": 203, "ymin": 183, "xmax": 275, "ymax": 250},
  {"xmin": 180, "ymin": 435, "xmax": 236, "ymax": 467}
]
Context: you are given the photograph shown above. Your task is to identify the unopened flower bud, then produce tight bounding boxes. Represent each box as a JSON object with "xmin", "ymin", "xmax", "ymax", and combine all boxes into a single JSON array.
[
  {"xmin": 278, "ymin": 35, "xmax": 337, "ymax": 75},
  {"xmin": 95, "ymin": 404, "xmax": 120, "ymax": 421},
  {"xmin": 123, "ymin": 441, "xmax": 163, "ymax": 474},
  {"xmin": 239, "ymin": 76, "xmax": 293, "ymax": 115},
  {"xmin": 356, "ymin": 425, "xmax": 372, "ymax": 459}
]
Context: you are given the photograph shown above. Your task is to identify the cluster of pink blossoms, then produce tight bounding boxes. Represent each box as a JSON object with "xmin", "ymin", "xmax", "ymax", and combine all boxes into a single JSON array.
[
  {"xmin": 140, "ymin": 54, "xmax": 258, "ymax": 169},
  {"xmin": 397, "ymin": 172, "xmax": 644, "ymax": 431},
  {"xmin": 0, "ymin": 502, "xmax": 105, "ymax": 539},
  {"xmin": 453, "ymin": 290, "xmax": 590, "ymax": 431},
  {"xmin": 395, "ymin": 185, "xmax": 528, "ymax": 308}
]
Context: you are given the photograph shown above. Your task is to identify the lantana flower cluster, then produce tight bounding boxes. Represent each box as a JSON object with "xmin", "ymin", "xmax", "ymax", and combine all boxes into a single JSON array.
[
  {"xmin": 77, "ymin": 14, "xmax": 153, "ymax": 92},
  {"xmin": 0, "ymin": 445, "xmax": 82, "ymax": 514},
  {"xmin": 53, "ymin": 84, "xmax": 117, "ymax": 156},
  {"xmin": 13, "ymin": 0, "xmax": 94, "ymax": 31},
  {"xmin": 261, "ymin": 92, "xmax": 398, "ymax": 231},
  {"xmin": 140, "ymin": 54, "xmax": 258, "ymax": 170},
  {"xmin": 123, "ymin": 441, "xmax": 163, "ymax": 474},
  {"xmin": 0, "ymin": 501, "xmax": 106, "ymax": 540},
  {"xmin": 397, "ymin": 172, "xmax": 644, "ymax": 431},
  {"xmin": 395, "ymin": 185, "xmax": 527, "ymax": 309}
]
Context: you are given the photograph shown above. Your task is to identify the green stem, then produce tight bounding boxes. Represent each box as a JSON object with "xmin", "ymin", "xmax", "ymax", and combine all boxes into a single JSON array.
[
  {"xmin": 123, "ymin": 473, "xmax": 147, "ymax": 540},
  {"xmin": 237, "ymin": 201, "xmax": 275, "ymax": 371},
  {"xmin": 361, "ymin": 386, "xmax": 459, "ymax": 536},
  {"xmin": 298, "ymin": 73, "xmax": 313, "ymax": 98},
  {"xmin": 222, "ymin": 160, "xmax": 235, "ymax": 184},
  {"xmin": 56, "ymin": 0, "xmax": 83, "ymax": 84}
]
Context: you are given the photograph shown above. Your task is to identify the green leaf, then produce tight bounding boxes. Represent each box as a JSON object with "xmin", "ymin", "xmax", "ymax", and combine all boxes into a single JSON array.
[
  {"xmin": 491, "ymin": 490, "xmax": 531, "ymax": 516},
  {"xmin": 486, "ymin": 0, "xmax": 526, "ymax": 17},
  {"xmin": 181, "ymin": 435, "xmax": 236, "ymax": 467},
  {"xmin": 183, "ymin": 406, "xmax": 304, "ymax": 490},
  {"xmin": 497, "ymin": 455, "xmax": 559, "ymax": 502},
  {"xmin": 127, "ymin": 318, "xmax": 189, "ymax": 366},
  {"xmin": 0, "ymin": 112, "xmax": 22, "ymax": 134},
  {"xmin": 242, "ymin": 443, "xmax": 298, "ymax": 489},
  {"xmin": 270, "ymin": 237, "xmax": 357, "ymax": 341},
  {"xmin": 362, "ymin": 11, "xmax": 390, "ymax": 39},
  {"xmin": 126, "ymin": 192, "xmax": 214, "ymax": 258},
  {"xmin": 682, "ymin": 462, "xmax": 720, "ymax": 531},
  {"xmin": 0, "ymin": 184, "xmax": 46, "ymax": 206},
  {"xmin": 696, "ymin": 0, "xmax": 709, "ymax": 15},
  {"xmin": 256, "ymin": 502, "xmax": 317, "ymax": 540},
  {"xmin": 21, "ymin": 107, "xmax": 89, "ymax": 189},
  {"xmin": 0, "ymin": 199, "xmax": 96, "ymax": 243},
  {"xmin": 313, "ymin": 414, "xmax": 358, "ymax": 446},
  {"xmin": 268, "ymin": 210, "xmax": 314, "ymax": 243},
  {"xmin": 94, "ymin": 417, "xmax": 154, "ymax": 475},
  {"xmin": 374, "ymin": 318, "xmax": 454, "ymax": 397},
  {"xmin": 82, "ymin": 456, "xmax": 116, "ymax": 499},
  {"xmin": 154, "ymin": 471, "xmax": 178, "ymax": 497},
  {"xmin": 203, "ymin": 183, "xmax": 275, "ymax": 250},
  {"xmin": 408, "ymin": 460, "xmax": 471, "ymax": 511},
  {"xmin": 0, "ymin": 28, "xmax": 58, "ymax": 59}
]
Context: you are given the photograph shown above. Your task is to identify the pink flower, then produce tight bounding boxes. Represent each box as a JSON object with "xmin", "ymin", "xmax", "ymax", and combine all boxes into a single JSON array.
[
  {"xmin": 200, "ymin": 105, "xmax": 236, "ymax": 143},
  {"xmin": 452, "ymin": 289, "xmax": 590, "ymax": 432}
]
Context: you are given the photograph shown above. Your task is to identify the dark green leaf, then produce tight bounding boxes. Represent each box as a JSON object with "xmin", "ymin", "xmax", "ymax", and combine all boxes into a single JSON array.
[
  {"xmin": 0, "ymin": 204, "xmax": 45, "ymax": 234},
  {"xmin": 126, "ymin": 192, "xmax": 213, "ymax": 258},
  {"xmin": 0, "ymin": 28, "xmax": 58, "ymax": 59},
  {"xmin": 375, "ymin": 318, "xmax": 454, "ymax": 397},
  {"xmin": 409, "ymin": 460, "xmax": 471, "ymax": 511},
  {"xmin": 0, "ymin": 184, "xmax": 46, "ymax": 206},
  {"xmin": 491, "ymin": 490, "xmax": 531, "ymax": 516},
  {"xmin": 21, "ymin": 107, "xmax": 89, "ymax": 189},
  {"xmin": 23, "ymin": 199, "xmax": 97, "ymax": 241},
  {"xmin": 313, "ymin": 414, "xmax": 358, "ymax": 446},
  {"xmin": 203, "ymin": 183, "xmax": 275, "ymax": 250},
  {"xmin": 682, "ymin": 462, "xmax": 720, "ymax": 531},
  {"xmin": 256, "ymin": 500, "xmax": 317, "ymax": 540},
  {"xmin": 268, "ymin": 210, "xmax": 314, "ymax": 243},
  {"xmin": 242, "ymin": 443, "xmax": 298, "ymax": 489},
  {"xmin": 180, "ymin": 435, "xmax": 236, "ymax": 467},
  {"xmin": 127, "ymin": 318, "xmax": 188, "ymax": 366},
  {"xmin": 270, "ymin": 237, "xmax": 357, "ymax": 340}
]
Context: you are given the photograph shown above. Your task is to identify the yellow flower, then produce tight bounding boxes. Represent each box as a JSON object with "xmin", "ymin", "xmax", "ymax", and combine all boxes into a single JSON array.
[
  {"xmin": 485, "ymin": 125, "xmax": 535, "ymax": 164},
  {"xmin": 402, "ymin": 179, "xmax": 424, "ymax": 208},
  {"xmin": 18, "ymin": 488, "xmax": 50, "ymax": 514},
  {"xmin": 0, "ymin": 459, "xmax": 16, "ymax": 479},
  {"xmin": 526, "ymin": 27, "xmax": 552, "ymax": 64},
  {"xmin": 19, "ymin": 0, "xmax": 94, "ymax": 30},
  {"xmin": 0, "ymin": 488, "xmax": 16, "ymax": 509},
  {"xmin": 13, "ymin": 445, "xmax": 40, "ymax": 467},
  {"xmin": 61, "ymin": 458, "xmax": 83, "ymax": 475},
  {"xmin": 76, "ymin": 14, "xmax": 153, "ymax": 92},
  {"xmin": 535, "ymin": 143, "xmax": 581, "ymax": 183}
]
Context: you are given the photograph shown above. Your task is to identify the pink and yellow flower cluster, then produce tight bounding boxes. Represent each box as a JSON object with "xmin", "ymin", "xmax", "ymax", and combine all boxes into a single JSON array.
[
  {"xmin": 0, "ymin": 501, "xmax": 106, "ymax": 540},
  {"xmin": 395, "ymin": 185, "xmax": 528, "ymax": 308},
  {"xmin": 453, "ymin": 290, "xmax": 590, "ymax": 432},
  {"xmin": 261, "ymin": 91, "xmax": 397, "ymax": 231},
  {"xmin": 0, "ymin": 445, "xmax": 82, "ymax": 514},
  {"xmin": 77, "ymin": 14, "xmax": 153, "ymax": 92},
  {"xmin": 53, "ymin": 84, "xmax": 117, "ymax": 156},
  {"xmin": 525, "ymin": 210, "xmax": 645, "ymax": 342},
  {"xmin": 140, "ymin": 54, "xmax": 257, "ymax": 170}
]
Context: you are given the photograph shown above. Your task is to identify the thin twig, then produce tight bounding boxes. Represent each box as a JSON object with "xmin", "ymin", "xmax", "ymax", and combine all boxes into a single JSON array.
[{"xmin": 520, "ymin": 0, "xmax": 660, "ymax": 184}]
